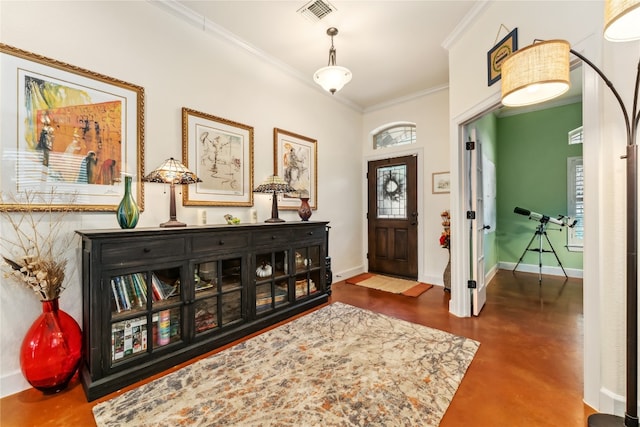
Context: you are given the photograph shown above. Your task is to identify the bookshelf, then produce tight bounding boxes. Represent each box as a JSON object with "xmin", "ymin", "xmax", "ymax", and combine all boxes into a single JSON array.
[{"xmin": 77, "ymin": 221, "xmax": 329, "ymax": 401}]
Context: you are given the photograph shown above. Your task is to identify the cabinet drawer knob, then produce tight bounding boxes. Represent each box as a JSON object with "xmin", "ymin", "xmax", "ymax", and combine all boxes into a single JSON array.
[
  {"xmin": 143, "ymin": 248, "xmax": 151, "ymax": 253},
  {"xmin": 219, "ymin": 240, "xmax": 225, "ymax": 245},
  {"xmin": 271, "ymin": 235, "xmax": 276, "ymax": 240},
  {"xmin": 307, "ymin": 231, "xmax": 314, "ymax": 235}
]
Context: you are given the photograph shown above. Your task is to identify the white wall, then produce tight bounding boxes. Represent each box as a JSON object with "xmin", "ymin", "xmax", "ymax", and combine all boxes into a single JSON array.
[
  {"xmin": 0, "ymin": 0, "xmax": 364, "ymax": 397},
  {"xmin": 361, "ymin": 89, "xmax": 451, "ymax": 287},
  {"xmin": 446, "ymin": 0, "xmax": 638, "ymax": 415}
]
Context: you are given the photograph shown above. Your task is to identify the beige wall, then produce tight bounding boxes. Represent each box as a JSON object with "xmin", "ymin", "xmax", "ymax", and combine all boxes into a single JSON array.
[{"xmin": 0, "ymin": 0, "xmax": 366, "ymax": 396}]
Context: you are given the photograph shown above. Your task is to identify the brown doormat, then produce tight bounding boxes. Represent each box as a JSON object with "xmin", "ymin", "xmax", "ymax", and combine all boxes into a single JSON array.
[{"xmin": 346, "ymin": 273, "xmax": 433, "ymax": 297}]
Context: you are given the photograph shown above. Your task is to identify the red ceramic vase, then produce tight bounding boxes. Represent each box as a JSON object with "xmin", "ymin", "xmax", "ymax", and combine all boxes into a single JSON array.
[
  {"xmin": 20, "ymin": 299, "xmax": 82, "ymax": 393},
  {"xmin": 298, "ymin": 197, "xmax": 312, "ymax": 221}
]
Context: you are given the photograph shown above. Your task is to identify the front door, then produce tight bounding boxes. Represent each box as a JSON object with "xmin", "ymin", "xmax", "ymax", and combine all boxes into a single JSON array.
[{"xmin": 367, "ymin": 155, "xmax": 418, "ymax": 279}]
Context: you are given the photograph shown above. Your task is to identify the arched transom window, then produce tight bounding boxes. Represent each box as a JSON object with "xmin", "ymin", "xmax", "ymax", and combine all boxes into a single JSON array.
[{"xmin": 373, "ymin": 123, "xmax": 416, "ymax": 149}]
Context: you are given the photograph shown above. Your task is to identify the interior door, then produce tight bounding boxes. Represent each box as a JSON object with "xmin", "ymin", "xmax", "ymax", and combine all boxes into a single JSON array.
[
  {"xmin": 367, "ymin": 155, "xmax": 418, "ymax": 279},
  {"xmin": 466, "ymin": 127, "xmax": 487, "ymax": 315}
]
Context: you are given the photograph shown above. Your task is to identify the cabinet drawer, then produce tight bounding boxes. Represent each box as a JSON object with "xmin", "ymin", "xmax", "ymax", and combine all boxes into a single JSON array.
[
  {"xmin": 291, "ymin": 225, "xmax": 325, "ymax": 242},
  {"xmin": 192, "ymin": 232, "xmax": 249, "ymax": 253},
  {"xmin": 101, "ymin": 238, "xmax": 186, "ymax": 265},
  {"xmin": 252, "ymin": 229, "xmax": 293, "ymax": 247}
]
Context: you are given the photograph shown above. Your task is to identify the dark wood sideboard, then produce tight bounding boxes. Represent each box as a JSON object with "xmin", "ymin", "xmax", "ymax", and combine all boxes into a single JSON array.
[{"xmin": 76, "ymin": 221, "xmax": 330, "ymax": 401}]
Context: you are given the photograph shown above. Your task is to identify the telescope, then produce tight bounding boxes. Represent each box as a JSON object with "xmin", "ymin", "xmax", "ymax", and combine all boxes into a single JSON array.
[{"xmin": 513, "ymin": 207, "xmax": 577, "ymax": 228}]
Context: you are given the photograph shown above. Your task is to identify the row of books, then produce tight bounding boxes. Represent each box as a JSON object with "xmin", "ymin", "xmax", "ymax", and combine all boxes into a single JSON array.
[{"xmin": 110, "ymin": 273, "xmax": 178, "ymax": 313}]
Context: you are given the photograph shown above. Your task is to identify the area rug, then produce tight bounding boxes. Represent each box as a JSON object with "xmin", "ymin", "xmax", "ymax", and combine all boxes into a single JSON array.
[
  {"xmin": 92, "ymin": 302, "xmax": 479, "ymax": 427},
  {"xmin": 346, "ymin": 272, "xmax": 433, "ymax": 297}
]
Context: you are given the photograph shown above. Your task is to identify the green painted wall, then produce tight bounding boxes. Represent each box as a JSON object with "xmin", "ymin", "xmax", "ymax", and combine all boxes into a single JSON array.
[{"xmin": 497, "ymin": 102, "xmax": 583, "ymax": 271}]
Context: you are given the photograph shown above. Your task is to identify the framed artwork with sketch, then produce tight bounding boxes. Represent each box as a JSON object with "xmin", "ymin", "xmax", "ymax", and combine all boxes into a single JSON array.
[
  {"xmin": 274, "ymin": 128, "xmax": 317, "ymax": 210},
  {"xmin": 432, "ymin": 171, "xmax": 450, "ymax": 194},
  {"xmin": 0, "ymin": 43, "xmax": 144, "ymax": 211},
  {"xmin": 181, "ymin": 107, "xmax": 254, "ymax": 207}
]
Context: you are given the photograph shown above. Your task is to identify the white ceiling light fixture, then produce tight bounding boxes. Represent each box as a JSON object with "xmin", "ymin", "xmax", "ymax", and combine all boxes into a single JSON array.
[{"xmin": 313, "ymin": 27, "xmax": 352, "ymax": 95}]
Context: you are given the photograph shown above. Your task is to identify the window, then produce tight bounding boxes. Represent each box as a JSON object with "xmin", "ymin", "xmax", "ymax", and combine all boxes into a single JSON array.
[
  {"xmin": 567, "ymin": 156, "xmax": 584, "ymax": 251},
  {"xmin": 373, "ymin": 123, "xmax": 416, "ymax": 149}
]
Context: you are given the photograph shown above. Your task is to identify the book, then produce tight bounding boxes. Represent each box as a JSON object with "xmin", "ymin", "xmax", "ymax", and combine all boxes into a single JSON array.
[
  {"xmin": 123, "ymin": 275, "xmax": 141, "ymax": 308},
  {"xmin": 113, "ymin": 276, "xmax": 130, "ymax": 310},
  {"xmin": 151, "ymin": 273, "xmax": 178, "ymax": 300},
  {"xmin": 110, "ymin": 279, "xmax": 122, "ymax": 313},
  {"xmin": 130, "ymin": 273, "xmax": 147, "ymax": 306},
  {"xmin": 111, "ymin": 316, "xmax": 147, "ymax": 361}
]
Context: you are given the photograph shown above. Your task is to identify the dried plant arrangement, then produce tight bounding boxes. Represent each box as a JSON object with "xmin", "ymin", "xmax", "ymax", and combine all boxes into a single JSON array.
[{"xmin": 0, "ymin": 189, "xmax": 78, "ymax": 301}]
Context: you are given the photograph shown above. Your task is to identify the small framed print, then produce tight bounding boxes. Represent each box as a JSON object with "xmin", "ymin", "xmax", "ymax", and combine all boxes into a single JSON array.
[
  {"xmin": 432, "ymin": 172, "xmax": 450, "ymax": 194},
  {"xmin": 487, "ymin": 27, "xmax": 518, "ymax": 86},
  {"xmin": 274, "ymin": 128, "xmax": 317, "ymax": 210},
  {"xmin": 182, "ymin": 108, "xmax": 254, "ymax": 207}
]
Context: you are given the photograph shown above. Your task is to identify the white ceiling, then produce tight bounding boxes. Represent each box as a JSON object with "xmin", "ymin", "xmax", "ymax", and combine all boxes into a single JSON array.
[{"xmin": 174, "ymin": 0, "xmax": 483, "ymax": 111}]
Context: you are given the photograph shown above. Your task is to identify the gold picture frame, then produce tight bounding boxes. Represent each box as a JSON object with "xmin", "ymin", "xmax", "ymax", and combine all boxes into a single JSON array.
[
  {"xmin": 182, "ymin": 107, "xmax": 254, "ymax": 207},
  {"xmin": 0, "ymin": 43, "xmax": 145, "ymax": 211},
  {"xmin": 273, "ymin": 128, "xmax": 317, "ymax": 210}
]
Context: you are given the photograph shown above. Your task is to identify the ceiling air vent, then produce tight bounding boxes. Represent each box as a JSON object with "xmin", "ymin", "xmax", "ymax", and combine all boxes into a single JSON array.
[{"xmin": 297, "ymin": 0, "xmax": 336, "ymax": 22}]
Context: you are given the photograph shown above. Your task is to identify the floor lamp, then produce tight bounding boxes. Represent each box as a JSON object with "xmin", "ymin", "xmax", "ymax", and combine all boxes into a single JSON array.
[{"xmin": 500, "ymin": 2, "xmax": 639, "ymax": 425}]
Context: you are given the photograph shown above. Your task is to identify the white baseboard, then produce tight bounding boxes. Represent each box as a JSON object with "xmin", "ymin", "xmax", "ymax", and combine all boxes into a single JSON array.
[
  {"xmin": 0, "ymin": 370, "xmax": 30, "ymax": 399},
  {"xmin": 499, "ymin": 261, "xmax": 583, "ymax": 279},
  {"xmin": 333, "ymin": 266, "xmax": 365, "ymax": 283},
  {"xmin": 592, "ymin": 386, "xmax": 640, "ymax": 418}
]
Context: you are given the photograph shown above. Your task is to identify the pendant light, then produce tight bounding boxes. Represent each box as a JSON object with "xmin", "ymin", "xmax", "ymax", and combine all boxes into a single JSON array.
[
  {"xmin": 500, "ymin": 40, "xmax": 571, "ymax": 107},
  {"xmin": 313, "ymin": 27, "xmax": 352, "ymax": 94},
  {"xmin": 604, "ymin": 0, "xmax": 640, "ymax": 42}
]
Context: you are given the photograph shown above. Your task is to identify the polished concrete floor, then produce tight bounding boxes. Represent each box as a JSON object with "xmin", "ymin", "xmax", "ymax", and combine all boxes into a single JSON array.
[{"xmin": 0, "ymin": 269, "xmax": 595, "ymax": 426}]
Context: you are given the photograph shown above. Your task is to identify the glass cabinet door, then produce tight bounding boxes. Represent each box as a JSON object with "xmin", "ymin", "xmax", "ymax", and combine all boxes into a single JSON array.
[
  {"xmin": 109, "ymin": 265, "xmax": 182, "ymax": 365},
  {"xmin": 254, "ymin": 251, "xmax": 289, "ymax": 314},
  {"xmin": 293, "ymin": 246, "xmax": 321, "ymax": 299},
  {"xmin": 193, "ymin": 257, "xmax": 243, "ymax": 336}
]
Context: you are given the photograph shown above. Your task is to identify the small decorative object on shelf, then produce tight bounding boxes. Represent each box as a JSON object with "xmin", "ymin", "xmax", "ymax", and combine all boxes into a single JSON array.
[
  {"xmin": 440, "ymin": 210, "xmax": 451, "ymax": 292},
  {"xmin": 116, "ymin": 175, "xmax": 140, "ymax": 229},
  {"xmin": 224, "ymin": 214, "xmax": 241, "ymax": 225},
  {"xmin": 297, "ymin": 190, "xmax": 312, "ymax": 221},
  {"xmin": 256, "ymin": 261, "xmax": 272, "ymax": 278},
  {"xmin": 0, "ymin": 189, "xmax": 82, "ymax": 392}
]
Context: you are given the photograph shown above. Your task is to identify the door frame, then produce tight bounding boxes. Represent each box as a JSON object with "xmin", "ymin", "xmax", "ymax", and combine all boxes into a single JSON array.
[
  {"xmin": 448, "ymin": 56, "xmax": 601, "ymax": 409},
  {"xmin": 362, "ymin": 147, "xmax": 425, "ymax": 282}
]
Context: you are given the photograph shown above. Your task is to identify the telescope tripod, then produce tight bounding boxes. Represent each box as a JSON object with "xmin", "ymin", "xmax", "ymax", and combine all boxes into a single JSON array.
[{"xmin": 513, "ymin": 221, "xmax": 568, "ymax": 283}]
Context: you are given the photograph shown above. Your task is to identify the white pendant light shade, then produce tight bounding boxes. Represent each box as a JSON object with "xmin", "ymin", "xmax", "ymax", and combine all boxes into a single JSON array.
[
  {"xmin": 501, "ymin": 40, "xmax": 571, "ymax": 107},
  {"xmin": 604, "ymin": 0, "xmax": 640, "ymax": 41},
  {"xmin": 313, "ymin": 65, "xmax": 352, "ymax": 94},
  {"xmin": 314, "ymin": 27, "xmax": 352, "ymax": 94}
]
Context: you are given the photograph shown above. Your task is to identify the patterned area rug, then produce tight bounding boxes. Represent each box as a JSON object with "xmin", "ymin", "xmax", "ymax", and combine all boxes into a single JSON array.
[
  {"xmin": 93, "ymin": 302, "xmax": 479, "ymax": 427},
  {"xmin": 346, "ymin": 273, "xmax": 433, "ymax": 297}
]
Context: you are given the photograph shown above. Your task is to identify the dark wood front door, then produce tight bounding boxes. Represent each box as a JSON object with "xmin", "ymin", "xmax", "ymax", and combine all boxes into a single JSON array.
[{"xmin": 367, "ymin": 155, "xmax": 418, "ymax": 279}]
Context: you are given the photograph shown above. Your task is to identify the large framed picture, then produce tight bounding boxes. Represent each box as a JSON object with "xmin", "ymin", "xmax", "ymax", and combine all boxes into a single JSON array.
[
  {"xmin": 182, "ymin": 107, "xmax": 254, "ymax": 207},
  {"xmin": 273, "ymin": 128, "xmax": 317, "ymax": 210},
  {"xmin": 0, "ymin": 44, "xmax": 145, "ymax": 211}
]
